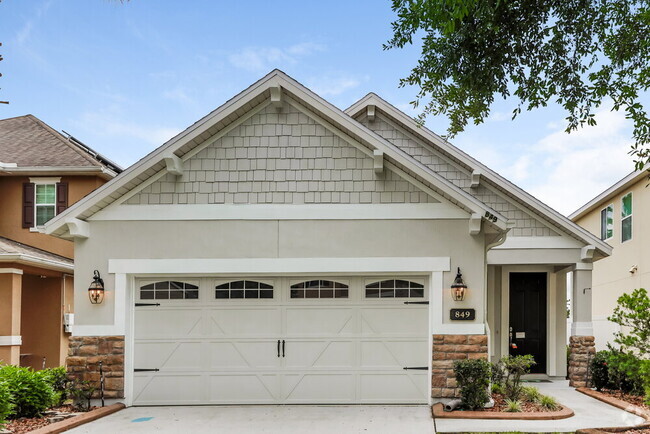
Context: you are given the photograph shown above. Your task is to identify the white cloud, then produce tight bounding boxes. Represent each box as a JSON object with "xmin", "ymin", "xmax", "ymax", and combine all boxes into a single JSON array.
[
  {"xmin": 228, "ymin": 43, "xmax": 325, "ymax": 72},
  {"xmin": 488, "ymin": 111, "xmax": 510, "ymax": 122},
  {"xmin": 306, "ymin": 74, "xmax": 366, "ymax": 97}
]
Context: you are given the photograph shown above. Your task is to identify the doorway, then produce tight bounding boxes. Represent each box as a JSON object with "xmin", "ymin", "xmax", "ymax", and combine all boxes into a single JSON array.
[{"xmin": 509, "ymin": 272, "xmax": 547, "ymax": 374}]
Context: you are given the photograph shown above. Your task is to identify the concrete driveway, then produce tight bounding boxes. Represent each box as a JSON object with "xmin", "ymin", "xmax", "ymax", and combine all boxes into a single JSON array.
[{"xmin": 67, "ymin": 405, "xmax": 435, "ymax": 434}]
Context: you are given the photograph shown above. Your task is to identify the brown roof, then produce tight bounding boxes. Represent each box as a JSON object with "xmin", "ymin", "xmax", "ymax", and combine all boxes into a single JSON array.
[
  {"xmin": 0, "ymin": 114, "xmax": 116, "ymax": 169},
  {"xmin": 0, "ymin": 236, "xmax": 74, "ymax": 269}
]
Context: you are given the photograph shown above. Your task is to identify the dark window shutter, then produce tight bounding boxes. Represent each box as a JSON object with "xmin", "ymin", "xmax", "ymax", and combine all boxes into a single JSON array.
[
  {"xmin": 22, "ymin": 182, "xmax": 35, "ymax": 228},
  {"xmin": 56, "ymin": 182, "xmax": 68, "ymax": 214}
]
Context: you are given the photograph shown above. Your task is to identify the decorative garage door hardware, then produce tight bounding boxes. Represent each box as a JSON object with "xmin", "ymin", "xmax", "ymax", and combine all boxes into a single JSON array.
[
  {"xmin": 134, "ymin": 368, "xmax": 159, "ymax": 372},
  {"xmin": 276, "ymin": 340, "xmax": 286, "ymax": 357},
  {"xmin": 402, "ymin": 367, "xmax": 428, "ymax": 370},
  {"xmin": 135, "ymin": 303, "xmax": 160, "ymax": 307},
  {"xmin": 403, "ymin": 301, "xmax": 429, "ymax": 305}
]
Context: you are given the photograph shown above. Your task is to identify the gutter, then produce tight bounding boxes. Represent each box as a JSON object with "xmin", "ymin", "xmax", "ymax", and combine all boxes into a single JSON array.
[{"xmin": 0, "ymin": 254, "xmax": 74, "ymax": 273}]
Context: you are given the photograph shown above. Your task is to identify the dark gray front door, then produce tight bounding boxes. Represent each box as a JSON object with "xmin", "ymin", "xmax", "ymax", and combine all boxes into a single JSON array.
[{"xmin": 509, "ymin": 272, "xmax": 547, "ymax": 374}]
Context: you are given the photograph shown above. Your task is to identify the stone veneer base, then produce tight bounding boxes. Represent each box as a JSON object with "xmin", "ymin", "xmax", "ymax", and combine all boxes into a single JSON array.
[
  {"xmin": 432, "ymin": 403, "xmax": 574, "ymax": 420},
  {"xmin": 431, "ymin": 334, "xmax": 488, "ymax": 399},
  {"xmin": 67, "ymin": 336, "xmax": 125, "ymax": 399},
  {"xmin": 568, "ymin": 336, "xmax": 596, "ymax": 388}
]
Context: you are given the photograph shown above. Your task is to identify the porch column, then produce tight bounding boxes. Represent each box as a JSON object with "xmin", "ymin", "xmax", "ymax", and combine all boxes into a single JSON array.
[
  {"xmin": 568, "ymin": 263, "xmax": 595, "ymax": 387},
  {"xmin": 0, "ymin": 269, "xmax": 23, "ymax": 365}
]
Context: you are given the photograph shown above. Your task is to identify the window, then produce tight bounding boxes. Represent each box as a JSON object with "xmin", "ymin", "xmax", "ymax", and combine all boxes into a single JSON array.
[
  {"xmin": 140, "ymin": 281, "xmax": 199, "ymax": 300},
  {"xmin": 600, "ymin": 205, "xmax": 613, "ymax": 240},
  {"xmin": 22, "ymin": 178, "xmax": 67, "ymax": 228},
  {"xmin": 621, "ymin": 193, "xmax": 632, "ymax": 242},
  {"xmin": 215, "ymin": 280, "xmax": 273, "ymax": 299},
  {"xmin": 365, "ymin": 279, "xmax": 424, "ymax": 298},
  {"xmin": 290, "ymin": 280, "xmax": 348, "ymax": 299},
  {"xmin": 35, "ymin": 184, "xmax": 56, "ymax": 226}
]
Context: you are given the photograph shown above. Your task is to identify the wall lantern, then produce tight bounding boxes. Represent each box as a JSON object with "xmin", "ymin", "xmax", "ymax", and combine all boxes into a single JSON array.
[
  {"xmin": 88, "ymin": 270, "xmax": 105, "ymax": 304},
  {"xmin": 451, "ymin": 267, "xmax": 467, "ymax": 301}
]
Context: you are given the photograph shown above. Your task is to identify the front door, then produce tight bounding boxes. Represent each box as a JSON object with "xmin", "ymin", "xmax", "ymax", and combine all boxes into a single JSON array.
[{"xmin": 509, "ymin": 272, "xmax": 546, "ymax": 374}]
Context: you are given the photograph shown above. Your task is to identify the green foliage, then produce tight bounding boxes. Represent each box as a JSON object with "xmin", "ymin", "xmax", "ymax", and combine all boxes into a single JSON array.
[
  {"xmin": 491, "ymin": 382, "xmax": 504, "ymax": 395},
  {"xmin": 453, "ymin": 359, "xmax": 491, "ymax": 410},
  {"xmin": 606, "ymin": 349, "xmax": 644, "ymax": 395},
  {"xmin": 641, "ymin": 360, "xmax": 650, "ymax": 406},
  {"xmin": 0, "ymin": 381, "xmax": 13, "ymax": 429},
  {"xmin": 521, "ymin": 385, "xmax": 541, "ymax": 403},
  {"xmin": 490, "ymin": 361, "xmax": 505, "ymax": 387},
  {"xmin": 0, "ymin": 365, "xmax": 55, "ymax": 418},
  {"xmin": 68, "ymin": 379, "xmax": 95, "ymax": 412},
  {"xmin": 38, "ymin": 367, "xmax": 70, "ymax": 406},
  {"xmin": 608, "ymin": 289, "xmax": 650, "ymax": 356},
  {"xmin": 539, "ymin": 394, "xmax": 559, "ymax": 411},
  {"xmin": 504, "ymin": 398, "xmax": 522, "ymax": 412},
  {"xmin": 590, "ymin": 350, "xmax": 612, "ymax": 391},
  {"xmin": 501, "ymin": 355, "xmax": 536, "ymax": 401},
  {"xmin": 385, "ymin": 1, "xmax": 650, "ymax": 172}
]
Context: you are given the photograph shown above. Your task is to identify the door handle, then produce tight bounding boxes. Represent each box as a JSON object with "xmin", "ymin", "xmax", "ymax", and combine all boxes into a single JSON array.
[
  {"xmin": 282, "ymin": 340, "xmax": 285, "ymax": 357},
  {"xmin": 277, "ymin": 340, "xmax": 280, "ymax": 358}
]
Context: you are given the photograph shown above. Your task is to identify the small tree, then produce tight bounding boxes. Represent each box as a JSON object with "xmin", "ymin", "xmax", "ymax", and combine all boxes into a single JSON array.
[
  {"xmin": 608, "ymin": 288, "xmax": 650, "ymax": 356},
  {"xmin": 501, "ymin": 355, "xmax": 536, "ymax": 401}
]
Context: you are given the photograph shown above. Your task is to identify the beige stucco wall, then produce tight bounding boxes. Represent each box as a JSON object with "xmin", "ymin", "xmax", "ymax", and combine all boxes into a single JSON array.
[
  {"xmin": 574, "ymin": 176, "xmax": 649, "ymax": 349},
  {"xmin": 73, "ymin": 218, "xmax": 486, "ymax": 327}
]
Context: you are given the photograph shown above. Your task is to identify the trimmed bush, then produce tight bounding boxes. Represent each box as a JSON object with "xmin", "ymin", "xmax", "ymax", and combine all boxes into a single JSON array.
[
  {"xmin": 453, "ymin": 359, "xmax": 491, "ymax": 410},
  {"xmin": 0, "ymin": 381, "xmax": 13, "ymax": 428},
  {"xmin": 38, "ymin": 367, "xmax": 69, "ymax": 406},
  {"xmin": 0, "ymin": 365, "xmax": 55, "ymax": 418},
  {"xmin": 501, "ymin": 354, "xmax": 536, "ymax": 401},
  {"xmin": 606, "ymin": 350, "xmax": 644, "ymax": 395},
  {"xmin": 590, "ymin": 350, "xmax": 611, "ymax": 391}
]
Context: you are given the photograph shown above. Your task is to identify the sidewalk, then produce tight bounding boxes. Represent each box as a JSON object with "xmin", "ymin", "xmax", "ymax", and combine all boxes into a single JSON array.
[{"xmin": 435, "ymin": 380, "xmax": 645, "ymax": 433}]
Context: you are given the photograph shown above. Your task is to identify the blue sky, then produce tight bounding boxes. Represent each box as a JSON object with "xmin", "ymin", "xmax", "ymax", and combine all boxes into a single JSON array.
[{"xmin": 1, "ymin": 0, "xmax": 639, "ymax": 215}]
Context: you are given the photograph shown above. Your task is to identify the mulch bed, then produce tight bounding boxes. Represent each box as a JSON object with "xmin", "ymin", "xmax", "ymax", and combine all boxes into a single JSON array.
[
  {"xmin": 3, "ymin": 405, "xmax": 94, "ymax": 434},
  {"xmin": 483, "ymin": 392, "xmax": 558, "ymax": 413},
  {"xmin": 596, "ymin": 389, "xmax": 650, "ymax": 413}
]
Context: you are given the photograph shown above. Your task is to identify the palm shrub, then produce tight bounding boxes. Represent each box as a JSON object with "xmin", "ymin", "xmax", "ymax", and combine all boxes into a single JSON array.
[
  {"xmin": 0, "ymin": 365, "xmax": 55, "ymax": 418},
  {"xmin": 590, "ymin": 351, "xmax": 611, "ymax": 391},
  {"xmin": 501, "ymin": 355, "xmax": 536, "ymax": 401},
  {"xmin": 453, "ymin": 359, "xmax": 491, "ymax": 410},
  {"xmin": 504, "ymin": 398, "xmax": 522, "ymax": 412},
  {"xmin": 0, "ymin": 381, "xmax": 13, "ymax": 429},
  {"xmin": 539, "ymin": 394, "xmax": 559, "ymax": 411},
  {"xmin": 521, "ymin": 385, "xmax": 541, "ymax": 403}
]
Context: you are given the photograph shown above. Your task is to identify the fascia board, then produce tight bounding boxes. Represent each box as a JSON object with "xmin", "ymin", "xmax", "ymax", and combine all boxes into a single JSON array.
[
  {"xmin": 346, "ymin": 94, "xmax": 612, "ymax": 256},
  {"xmin": 569, "ymin": 170, "xmax": 648, "ymax": 220},
  {"xmin": 0, "ymin": 254, "xmax": 74, "ymax": 273}
]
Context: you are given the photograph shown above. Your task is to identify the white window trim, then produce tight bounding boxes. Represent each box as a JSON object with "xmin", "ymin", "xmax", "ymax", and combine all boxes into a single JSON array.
[
  {"xmin": 600, "ymin": 203, "xmax": 613, "ymax": 241},
  {"xmin": 621, "ymin": 192, "xmax": 633, "ymax": 243},
  {"xmin": 34, "ymin": 183, "xmax": 57, "ymax": 228},
  {"xmin": 29, "ymin": 177, "xmax": 61, "ymax": 185}
]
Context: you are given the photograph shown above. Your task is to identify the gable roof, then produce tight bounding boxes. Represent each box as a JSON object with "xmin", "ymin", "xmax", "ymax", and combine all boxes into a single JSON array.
[
  {"xmin": 569, "ymin": 170, "xmax": 648, "ymax": 221},
  {"xmin": 346, "ymin": 93, "xmax": 612, "ymax": 258},
  {"xmin": 0, "ymin": 236, "xmax": 73, "ymax": 272},
  {"xmin": 0, "ymin": 114, "xmax": 121, "ymax": 178},
  {"xmin": 45, "ymin": 70, "xmax": 510, "ymax": 239}
]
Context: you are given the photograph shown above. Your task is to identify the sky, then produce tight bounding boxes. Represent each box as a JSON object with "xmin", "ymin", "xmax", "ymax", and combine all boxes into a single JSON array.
[{"xmin": 1, "ymin": 0, "xmax": 640, "ymax": 215}]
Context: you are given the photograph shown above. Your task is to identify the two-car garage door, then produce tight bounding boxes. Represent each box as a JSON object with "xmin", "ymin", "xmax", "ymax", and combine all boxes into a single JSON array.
[{"xmin": 133, "ymin": 276, "xmax": 429, "ymax": 405}]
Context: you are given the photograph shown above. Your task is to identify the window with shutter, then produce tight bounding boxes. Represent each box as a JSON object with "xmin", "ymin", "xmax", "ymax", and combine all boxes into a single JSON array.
[{"xmin": 22, "ymin": 182, "xmax": 35, "ymax": 228}]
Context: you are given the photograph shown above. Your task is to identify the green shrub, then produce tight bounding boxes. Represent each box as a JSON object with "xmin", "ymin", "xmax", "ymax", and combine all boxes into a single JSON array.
[
  {"xmin": 490, "ymin": 361, "xmax": 505, "ymax": 387},
  {"xmin": 491, "ymin": 383, "xmax": 504, "ymax": 394},
  {"xmin": 521, "ymin": 385, "xmax": 541, "ymax": 403},
  {"xmin": 641, "ymin": 360, "xmax": 650, "ymax": 406},
  {"xmin": 453, "ymin": 359, "xmax": 491, "ymax": 410},
  {"xmin": 590, "ymin": 350, "xmax": 611, "ymax": 391},
  {"xmin": 504, "ymin": 398, "xmax": 522, "ymax": 412},
  {"xmin": 0, "ymin": 381, "xmax": 13, "ymax": 428},
  {"xmin": 501, "ymin": 355, "xmax": 536, "ymax": 401},
  {"xmin": 68, "ymin": 379, "xmax": 95, "ymax": 412},
  {"xmin": 606, "ymin": 350, "xmax": 644, "ymax": 395},
  {"xmin": 539, "ymin": 394, "xmax": 559, "ymax": 411},
  {"xmin": 0, "ymin": 365, "xmax": 55, "ymax": 418},
  {"xmin": 38, "ymin": 367, "xmax": 69, "ymax": 406}
]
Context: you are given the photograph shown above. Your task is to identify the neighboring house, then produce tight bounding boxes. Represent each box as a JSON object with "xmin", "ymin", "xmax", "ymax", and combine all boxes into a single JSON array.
[
  {"xmin": 0, "ymin": 114, "xmax": 121, "ymax": 370},
  {"xmin": 45, "ymin": 70, "xmax": 609, "ymax": 405},
  {"xmin": 570, "ymin": 170, "xmax": 648, "ymax": 350}
]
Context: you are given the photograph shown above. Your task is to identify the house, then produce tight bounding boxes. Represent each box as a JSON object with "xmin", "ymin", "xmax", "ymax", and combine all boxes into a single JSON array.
[
  {"xmin": 45, "ymin": 70, "xmax": 610, "ymax": 405},
  {"xmin": 0, "ymin": 114, "xmax": 121, "ymax": 370},
  {"xmin": 570, "ymin": 170, "xmax": 648, "ymax": 350}
]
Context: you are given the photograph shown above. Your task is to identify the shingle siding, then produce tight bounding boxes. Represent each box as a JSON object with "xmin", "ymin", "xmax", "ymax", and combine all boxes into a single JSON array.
[
  {"xmin": 125, "ymin": 104, "xmax": 438, "ymax": 205},
  {"xmin": 359, "ymin": 114, "xmax": 558, "ymax": 237}
]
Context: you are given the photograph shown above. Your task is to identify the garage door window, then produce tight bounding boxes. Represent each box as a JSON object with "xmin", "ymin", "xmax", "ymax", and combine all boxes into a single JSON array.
[
  {"xmin": 215, "ymin": 280, "xmax": 274, "ymax": 299},
  {"xmin": 365, "ymin": 280, "xmax": 424, "ymax": 298},
  {"xmin": 140, "ymin": 281, "xmax": 199, "ymax": 300},
  {"xmin": 290, "ymin": 280, "xmax": 349, "ymax": 299}
]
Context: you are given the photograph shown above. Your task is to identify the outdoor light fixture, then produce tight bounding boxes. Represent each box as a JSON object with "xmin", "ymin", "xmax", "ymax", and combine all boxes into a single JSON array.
[
  {"xmin": 88, "ymin": 270, "xmax": 105, "ymax": 304},
  {"xmin": 451, "ymin": 267, "xmax": 467, "ymax": 301}
]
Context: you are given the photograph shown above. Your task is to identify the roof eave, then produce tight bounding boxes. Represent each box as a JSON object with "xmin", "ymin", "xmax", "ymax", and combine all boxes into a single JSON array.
[{"xmin": 0, "ymin": 254, "xmax": 74, "ymax": 273}]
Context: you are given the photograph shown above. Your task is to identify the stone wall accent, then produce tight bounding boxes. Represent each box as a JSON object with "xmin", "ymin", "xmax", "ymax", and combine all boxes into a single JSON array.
[
  {"xmin": 125, "ymin": 103, "xmax": 438, "ymax": 205},
  {"xmin": 67, "ymin": 336, "xmax": 124, "ymax": 399},
  {"xmin": 431, "ymin": 334, "xmax": 489, "ymax": 399},
  {"xmin": 568, "ymin": 335, "xmax": 596, "ymax": 388}
]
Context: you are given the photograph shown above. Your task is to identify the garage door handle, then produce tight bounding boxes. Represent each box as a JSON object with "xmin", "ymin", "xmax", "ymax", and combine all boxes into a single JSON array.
[
  {"xmin": 402, "ymin": 367, "xmax": 428, "ymax": 370},
  {"xmin": 277, "ymin": 340, "xmax": 281, "ymax": 357},
  {"xmin": 282, "ymin": 340, "xmax": 285, "ymax": 357}
]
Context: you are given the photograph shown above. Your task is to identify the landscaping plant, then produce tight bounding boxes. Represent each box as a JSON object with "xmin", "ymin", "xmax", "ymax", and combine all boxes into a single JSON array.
[
  {"xmin": 453, "ymin": 359, "xmax": 491, "ymax": 410},
  {"xmin": 504, "ymin": 398, "xmax": 522, "ymax": 412},
  {"xmin": 68, "ymin": 379, "xmax": 95, "ymax": 411},
  {"xmin": 38, "ymin": 367, "xmax": 70, "ymax": 406},
  {"xmin": 501, "ymin": 355, "xmax": 536, "ymax": 401},
  {"xmin": 521, "ymin": 385, "xmax": 541, "ymax": 403},
  {"xmin": 539, "ymin": 394, "xmax": 559, "ymax": 411},
  {"xmin": 0, "ymin": 365, "xmax": 55, "ymax": 418},
  {"xmin": 0, "ymin": 380, "xmax": 13, "ymax": 429},
  {"xmin": 590, "ymin": 350, "xmax": 611, "ymax": 391}
]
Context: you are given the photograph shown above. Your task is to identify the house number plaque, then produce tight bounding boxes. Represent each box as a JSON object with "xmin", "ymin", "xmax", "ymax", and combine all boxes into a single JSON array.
[{"xmin": 450, "ymin": 308, "xmax": 475, "ymax": 320}]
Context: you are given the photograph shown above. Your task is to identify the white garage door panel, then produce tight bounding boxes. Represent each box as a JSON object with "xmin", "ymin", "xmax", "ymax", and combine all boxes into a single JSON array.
[{"xmin": 133, "ymin": 276, "xmax": 429, "ymax": 405}]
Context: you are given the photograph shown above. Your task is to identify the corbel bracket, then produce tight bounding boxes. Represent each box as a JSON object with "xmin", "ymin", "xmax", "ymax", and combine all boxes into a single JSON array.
[
  {"xmin": 470, "ymin": 170, "xmax": 482, "ymax": 188},
  {"xmin": 469, "ymin": 213, "xmax": 482, "ymax": 235},
  {"xmin": 580, "ymin": 245, "xmax": 595, "ymax": 262},
  {"xmin": 367, "ymin": 105, "xmax": 376, "ymax": 122},
  {"xmin": 270, "ymin": 85, "xmax": 282, "ymax": 111},
  {"xmin": 65, "ymin": 218, "xmax": 89, "ymax": 239},
  {"xmin": 164, "ymin": 155, "xmax": 184, "ymax": 176},
  {"xmin": 373, "ymin": 150, "xmax": 384, "ymax": 174}
]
